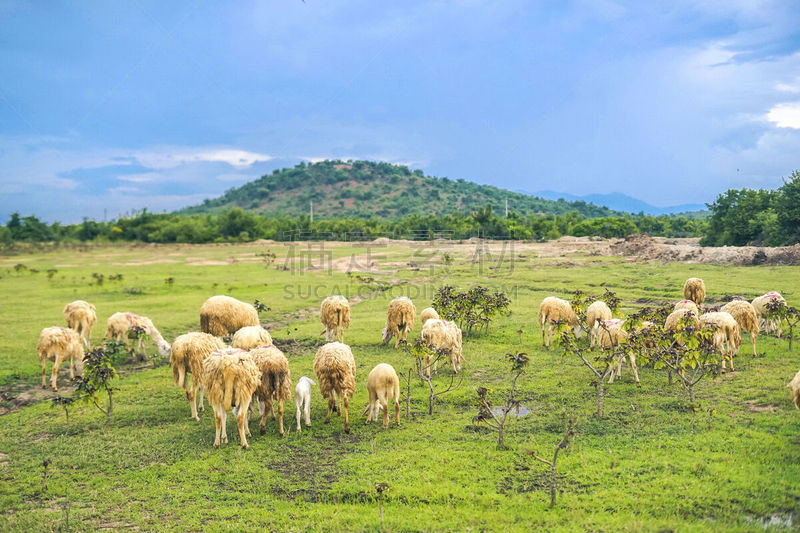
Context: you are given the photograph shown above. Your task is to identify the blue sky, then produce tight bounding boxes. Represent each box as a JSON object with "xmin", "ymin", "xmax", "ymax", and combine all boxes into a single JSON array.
[{"xmin": 1, "ymin": 1, "xmax": 799, "ymax": 222}]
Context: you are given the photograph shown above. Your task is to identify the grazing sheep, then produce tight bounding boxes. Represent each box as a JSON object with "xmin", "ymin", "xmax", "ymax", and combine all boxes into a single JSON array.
[
  {"xmin": 720, "ymin": 301, "xmax": 759, "ymax": 357},
  {"xmin": 699, "ymin": 312, "xmax": 741, "ymax": 372},
  {"xmin": 421, "ymin": 318, "xmax": 464, "ymax": 375},
  {"xmin": 170, "ymin": 332, "xmax": 225, "ymax": 420},
  {"xmin": 420, "ymin": 307, "xmax": 440, "ymax": 324},
  {"xmin": 249, "ymin": 345, "xmax": 292, "ymax": 437},
  {"xmin": 751, "ymin": 291, "xmax": 786, "ymax": 337},
  {"xmin": 788, "ymin": 369, "xmax": 800, "ymax": 409},
  {"xmin": 313, "ymin": 342, "xmax": 356, "ymax": 434},
  {"xmin": 585, "ymin": 301, "xmax": 613, "ymax": 349},
  {"xmin": 683, "ymin": 278, "xmax": 706, "ymax": 307},
  {"xmin": 37, "ymin": 326, "xmax": 84, "ymax": 391},
  {"xmin": 363, "ymin": 363, "xmax": 400, "ymax": 428},
  {"xmin": 674, "ymin": 300, "xmax": 699, "ymax": 314},
  {"xmin": 201, "ymin": 348, "xmax": 261, "ymax": 449},
  {"xmin": 665, "ymin": 308, "xmax": 700, "ymax": 332},
  {"xmin": 200, "ymin": 295, "xmax": 260, "ymax": 337},
  {"xmin": 63, "ymin": 300, "xmax": 97, "ymax": 349},
  {"xmin": 231, "ymin": 326, "xmax": 273, "ymax": 351},
  {"xmin": 538, "ymin": 297, "xmax": 581, "ymax": 349},
  {"xmin": 320, "ymin": 295, "xmax": 351, "ymax": 342},
  {"xmin": 295, "ymin": 376, "xmax": 316, "ymax": 432},
  {"xmin": 595, "ymin": 319, "xmax": 641, "ymax": 387},
  {"xmin": 382, "ymin": 297, "xmax": 417, "ymax": 348},
  {"xmin": 105, "ymin": 312, "xmax": 171, "ymax": 361}
]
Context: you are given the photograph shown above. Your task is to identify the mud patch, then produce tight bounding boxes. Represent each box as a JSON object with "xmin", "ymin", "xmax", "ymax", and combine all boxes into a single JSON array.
[{"xmin": 743, "ymin": 400, "xmax": 780, "ymax": 413}]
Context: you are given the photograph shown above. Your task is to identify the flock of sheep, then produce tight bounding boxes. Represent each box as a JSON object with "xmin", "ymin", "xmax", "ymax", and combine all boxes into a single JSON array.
[
  {"xmin": 36, "ymin": 294, "xmax": 463, "ymax": 448},
  {"xmin": 35, "ymin": 279, "xmax": 799, "ymax": 449}
]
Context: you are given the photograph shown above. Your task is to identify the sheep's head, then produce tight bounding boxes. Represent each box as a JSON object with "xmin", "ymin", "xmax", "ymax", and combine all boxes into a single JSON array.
[
  {"xmin": 157, "ymin": 341, "xmax": 171, "ymax": 358},
  {"xmin": 74, "ymin": 351, "xmax": 85, "ymax": 377},
  {"xmin": 381, "ymin": 328, "xmax": 392, "ymax": 345},
  {"xmin": 572, "ymin": 324, "xmax": 585, "ymax": 339}
]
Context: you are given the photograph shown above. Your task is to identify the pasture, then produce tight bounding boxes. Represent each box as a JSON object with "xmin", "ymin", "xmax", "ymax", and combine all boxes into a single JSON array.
[{"xmin": 0, "ymin": 239, "xmax": 799, "ymax": 532}]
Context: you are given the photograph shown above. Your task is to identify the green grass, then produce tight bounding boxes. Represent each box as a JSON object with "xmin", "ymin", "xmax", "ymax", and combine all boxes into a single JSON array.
[{"xmin": 0, "ymin": 241, "xmax": 798, "ymax": 531}]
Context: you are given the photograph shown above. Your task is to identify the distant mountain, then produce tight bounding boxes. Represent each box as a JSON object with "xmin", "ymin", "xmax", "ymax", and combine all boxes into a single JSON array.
[
  {"xmin": 529, "ymin": 190, "xmax": 707, "ymax": 216},
  {"xmin": 181, "ymin": 160, "xmax": 622, "ymax": 219}
]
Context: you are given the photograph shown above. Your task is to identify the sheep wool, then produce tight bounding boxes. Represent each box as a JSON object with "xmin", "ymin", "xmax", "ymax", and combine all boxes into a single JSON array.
[
  {"xmin": 62, "ymin": 300, "xmax": 97, "ymax": 349},
  {"xmin": 201, "ymin": 348, "xmax": 261, "ymax": 449},
  {"xmin": 364, "ymin": 363, "xmax": 401, "ymax": 428},
  {"xmin": 295, "ymin": 376, "xmax": 316, "ymax": 432},
  {"xmin": 313, "ymin": 342, "xmax": 357, "ymax": 433},
  {"xmin": 720, "ymin": 300, "xmax": 759, "ymax": 357},
  {"xmin": 538, "ymin": 296, "xmax": 580, "ymax": 349},
  {"xmin": 382, "ymin": 297, "xmax": 417, "ymax": 348},
  {"xmin": 231, "ymin": 326, "xmax": 273, "ymax": 351},
  {"xmin": 37, "ymin": 326, "xmax": 84, "ymax": 391},
  {"xmin": 683, "ymin": 278, "xmax": 706, "ymax": 307},
  {"xmin": 421, "ymin": 318, "xmax": 464, "ymax": 375},
  {"xmin": 105, "ymin": 312, "xmax": 171, "ymax": 360},
  {"xmin": 585, "ymin": 300, "xmax": 613, "ymax": 349},
  {"xmin": 420, "ymin": 307, "xmax": 440, "ymax": 324},
  {"xmin": 320, "ymin": 295, "xmax": 351, "ymax": 342},
  {"xmin": 200, "ymin": 295, "xmax": 260, "ymax": 337},
  {"xmin": 699, "ymin": 312, "xmax": 741, "ymax": 371},
  {"xmin": 673, "ymin": 300, "xmax": 699, "ymax": 314},
  {"xmin": 170, "ymin": 332, "xmax": 226, "ymax": 420},
  {"xmin": 250, "ymin": 345, "xmax": 292, "ymax": 437},
  {"xmin": 788, "ymin": 369, "xmax": 800, "ymax": 410},
  {"xmin": 751, "ymin": 291, "xmax": 786, "ymax": 336}
]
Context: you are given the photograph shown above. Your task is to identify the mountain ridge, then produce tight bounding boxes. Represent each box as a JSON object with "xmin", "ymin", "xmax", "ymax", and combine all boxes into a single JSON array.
[{"xmin": 529, "ymin": 190, "xmax": 706, "ymax": 216}]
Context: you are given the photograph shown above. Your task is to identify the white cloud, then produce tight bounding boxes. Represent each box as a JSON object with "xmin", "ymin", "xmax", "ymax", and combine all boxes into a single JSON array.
[
  {"xmin": 117, "ymin": 173, "xmax": 158, "ymax": 183},
  {"xmin": 133, "ymin": 148, "xmax": 273, "ymax": 169},
  {"xmin": 766, "ymin": 102, "xmax": 800, "ymax": 128},
  {"xmin": 776, "ymin": 82, "xmax": 800, "ymax": 93}
]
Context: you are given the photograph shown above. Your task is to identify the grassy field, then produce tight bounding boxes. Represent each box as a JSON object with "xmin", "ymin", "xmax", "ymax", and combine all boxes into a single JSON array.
[{"xmin": 0, "ymin": 240, "xmax": 798, "ymax": 532}]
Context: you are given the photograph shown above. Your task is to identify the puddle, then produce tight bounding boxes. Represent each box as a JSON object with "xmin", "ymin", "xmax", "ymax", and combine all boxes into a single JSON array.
[
  {"xmin": 491, "ymin": 405, "xmax": 530, "ymax": 418},
  {"xmin": 745, "ymin": 513, "xmax": 794, "ymax": 530}
]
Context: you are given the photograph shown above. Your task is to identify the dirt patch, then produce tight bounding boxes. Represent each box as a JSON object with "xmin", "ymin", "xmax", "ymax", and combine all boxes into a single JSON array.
[
  {"xmin": 610, "ymin": 234, "xmax": 800, "ymax": 265},
  {"xmin": 743, "ymin": 400, "xmax": 780, "ymax": 413},
  {"xmin": 110, "ymin": 259, "xmax": 179, "ymax": 266}
]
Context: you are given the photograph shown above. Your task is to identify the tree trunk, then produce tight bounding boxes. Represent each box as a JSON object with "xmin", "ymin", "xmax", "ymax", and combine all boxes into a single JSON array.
[
  {"xmin": 596, "ymin": 380, "xmax": 604, "ymax": 418},
  {"xmin": 497, "ymin": 422, "xmax": 504, "ymax": 449},
  {"xmin": 689, "ymin": 384, "xmax": 695, "ymax": 403},
  {"xmin": 668, "ymin": 370, "xmax": 673, "ymax": 385},
  {"xmin": 550, "ymin": 447, "xmax": 560, "ymax": 509}
]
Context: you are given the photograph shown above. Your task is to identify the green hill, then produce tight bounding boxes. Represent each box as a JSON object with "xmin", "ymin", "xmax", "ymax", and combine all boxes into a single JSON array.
[{"xmin": 180, "ymin": 160, "xmax": 620, "ymax": 219}]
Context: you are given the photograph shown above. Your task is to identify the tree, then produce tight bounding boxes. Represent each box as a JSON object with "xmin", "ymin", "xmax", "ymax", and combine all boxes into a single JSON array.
[
  {"xmin": 777, "ymin": 170, "xmax": 800, "ymax": 244},
  {"xmin": 473, "ymin": 353, "xmax": 529, "ymax": 449}
]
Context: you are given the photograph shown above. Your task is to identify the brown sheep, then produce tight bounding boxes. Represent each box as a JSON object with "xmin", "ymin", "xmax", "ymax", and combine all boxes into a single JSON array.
[
  {"xmin": 363, "ymin": 363, "xmax": 400, "ymax": 428},
  {"xmin": 720, "ymin": 301, "xmax": 759, "ymax": 357},
  {"xmin": 320, "ymin": 295, "xmax": 351, "ymax": 342},
  {"xmin": 249, "ymin": 345, "xmax": 292, "ymax": 437},
  {"xmin": 170, "ymin": 332, "xmax": 226, "ymax": 420},
  {"xmin": 699, "ymin": 312, "xmax": 741, "ymax": 372},
  {"xmin": 420, "ymin": 307, "xmax": 440, "ymax": 324},
  {"xmin": 37, "ymin": 326, "xmax": 84, "ymax": 391},
  {"xmin": 231, "ymin": 326, "xmax": 273, "ymax": 351},
  {"xmin": 674, "ymin": 300, "xmax": 699, "ymax": 314},
  {"xmin": 538, "ymin": 296, "xmax": 581, "ymax": 349},
  {"xmin": 683, "ymin": 278, "xmax": 706, "ymax": 307},
  {"xmin": 313, "ymin": 342, "xmax": 356, "ymax": 433},
  {"xmin": 788, "ymin": 369, "xmax": 800, "ymax": 409},
  {"xmin": 382, "ymin": 297, "xmax": 417, "ymax": 348},
  {"xmin": 421, "ymin": 318, "xmax": 464, "ymax": 375},
  {"xmin": 201, "ymin": 348, "xmax": 261, "ymax": 449},
  {"xmin": 751, "ymin": 291, "xmax": 786, "ymax": 336},
  {"xmin": 105, "ymin": 312, "xmax": 171, "ymax": 360},
  {"xmin": 200, "ymin": 295, "xmax": 260, "ymax": 337},
  {"xmin": 585, "ymin": 300, "xmax": 613, "ymax": 349},
  {"xmin": 63, "ymin": 300, "xmax": 97, "ymax": 349}
]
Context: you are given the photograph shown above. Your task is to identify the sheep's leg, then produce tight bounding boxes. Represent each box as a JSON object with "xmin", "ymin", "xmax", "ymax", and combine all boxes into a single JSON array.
[
  {"xmin": 198, "ymin": 389, "xmax": 205, "ymax": 412},
  {"xmin": 221, "ymin": 408, "xmax": 229, "ymax": 444},
  {"xmin": 188, "ymin": 385, "xmax": 199, "ymax": 421},
  {"xmin": 381, "ymin": 399, "xmax": 389, "ymax": 428},
  {"xmin": 296, "ymin": 400, "xmax": 302, "ymax": 432},
  {"xmin": 751, "ymin": 332, "xmax": 757, "ymax": 357},
  {"xmin": 629, "ymin": 353, "xmax": 641, "ymax": 387},
  {"xmin": 541, "ymin": 323, "xmax": 546, "ymax": 347},
  {"xmin": 258, "ymin": 398, "xmax": 267, "ymax": 435},
  {"xmin": 394, "ymin": 397, "xmax": 400, "ymax": 426},
  {"xmin": 213, "ymin": 405, "xmax": 224, "ymax": 447},
  {"xmin": 277, "ymin": 400, "xmax": 285, "ymax": 437},
  {"xmin": 41, "ymin": 358, "xmax": 48, "ymax": 388},
  {"xmin": 237, "ymin": 401, "xmax": 250, "ymax": 449},
  {"xmin": 304, "ymin": 397, "xmax": 311, "ymax": 427},
  {"xmin": 68, "ymin": 357, "xmax": 75, "ymax": 380},
  {"xmin": 546, "ymin": 325, "xmax": 555, "ymax": 349},
  {"xmin": 343, "ymin": 396, "xmax": 350, "ymax": 434},
  {"xmin": 51, "ymin": 357, "xmax": 61, "ymax": 391},
  {"xmin": 325, "ymin": 396, "xmax": 334, "ymax": 423}
]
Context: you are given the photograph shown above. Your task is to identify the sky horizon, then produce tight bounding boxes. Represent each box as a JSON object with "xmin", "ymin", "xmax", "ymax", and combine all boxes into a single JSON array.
[{"xmin": 2, "ymin": 1, "xmax": 799, "ymax": 223}]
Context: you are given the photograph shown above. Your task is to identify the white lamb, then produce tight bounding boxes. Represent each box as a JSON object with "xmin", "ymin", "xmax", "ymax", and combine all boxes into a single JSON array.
[
  {"xmin": 363, "ymin": 363, "xmax": 401, "ymax": 428},
  {"xmin": 751, "ymin": 291, "xmax": 786, "ymax": 337},
  {"xmin": 295, "ymin": 376, "xmax": 316, "ymax": 432}
]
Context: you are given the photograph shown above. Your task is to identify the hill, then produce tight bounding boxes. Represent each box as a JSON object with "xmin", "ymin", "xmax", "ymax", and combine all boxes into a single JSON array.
[
  {"xmin": 531, "ymin": 190, "xmax": 707, "ymax": 216},
  {"xmin": 180, "ymin": 160, "xmax": 620, "ymax": 219}
]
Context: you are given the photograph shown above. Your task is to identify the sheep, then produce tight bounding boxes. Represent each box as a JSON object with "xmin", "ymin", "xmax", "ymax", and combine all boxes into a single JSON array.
[
  {"xmin": 231, "ymin": 325, "xmax": 273, "ymax": 351},
  {"xmin": 170, "ymin": 332, "xmax": 226, "ymax": 421},
  {"xmin": 538, "ymin": 296, "xmax": 581, "ymax": 349},
  {"xmin": 751, "ymin": 291, "xmax": 786, "ymax": 337},
  {"xmin": 105, "ymin": 312, "xmax": 171, "ymax": 361},
  {"xmin": 249, "ymin": 344, "xmax": 292, "ymax": 437},
  {"xmin": 62, "ymin": 300, "xmax": 97, "ymax": 349},
  {"xmin": 295, "ymin": 376, "xmax": 316, "ymax": 432},
  {"xmin": 683, "ymin": 277, "xmax": 706, "ymax": 307},
  {"xmin": 585, "ymin": 300, "xmax": 612, "ymax": 349},
  {"xmin": 665, "ymin": 308, "xmax": 700, "ymax": 332},
  {"xmin": 420, "ymin": 307, "xmax": 440, "ymax": 324},
  {"xmin": 595, "ymin": 319, "xmax": 641, "ymax": 387},
  {"xmin": 201, "ymin": 348, "xmax": 261, "ymax": 449},
  {"xmin": 382, "ymin": 296, "xmax": 417, "ymax": 348},
  {"xmin": 720, "ymin": 300, "xmax": 759, "ymax": 357},
  {"xmin": 699, "ymin": 312, "xmax": 741, "ymax": 372},
  {"xmin": 788, "ymin": 369, "xmax": 800, "ymax": 410},
  {"xmin": 200, "ymin": 295, "xmax": 260, "ymax": 337},
  {"xmin": 421, "ymin": 318, "xmax": 464, "ymax": 375},
  {"xmin": 673, "ymin": 300, "xmax": 699, "ymax": 314},
  {"xmin": 320, "ymin": 295, "xmax": 351, "ymax": 342},
  {"xmin": 37, "ymin": 326, "xmax": 84, "ymax": 391},
  {"xmin": 313, "ymin": 342, "xmax": 356, "ymax": 434},
  {"xmin": 363, "ymin": 363, "xmax": 400, "ymax": 428}
]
